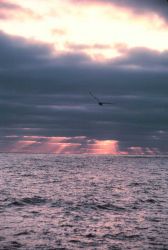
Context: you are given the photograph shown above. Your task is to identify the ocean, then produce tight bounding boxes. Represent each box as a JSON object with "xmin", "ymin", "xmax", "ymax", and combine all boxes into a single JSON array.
[{"xmin": 0, "ymin": 153, "xmax": 167, "ymax": 250}]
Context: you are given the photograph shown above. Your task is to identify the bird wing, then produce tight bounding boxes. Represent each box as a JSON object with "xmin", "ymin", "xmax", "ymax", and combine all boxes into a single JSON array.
[
  {"xmin": 102, "ymin": 102, "xmax": 115, "ymax": 105},
  {"xmin": 89, "ymin": 91, "xmax": 101, "ymax": 103}
]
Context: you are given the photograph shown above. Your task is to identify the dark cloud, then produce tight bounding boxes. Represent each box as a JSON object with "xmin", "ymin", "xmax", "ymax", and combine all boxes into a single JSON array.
[
  {"xmin": 72, "ymin": 0, "xmax": 168, "ymax": 23},
  {"xmin": 0, "ymin": 33, "xmax": 54, "ymax": 69},
  {"xmin": 0, "ymin": 0, "xmax": 39, "ymax": 20},
  {"xmin": 110, "ymin": 47, "xmax": 168, "ymax": 70},
  {"xmin": 0, "ymin": 32, "xmax": 168, "ymax": 154},
  {"xmin": 0, "ymin": 2, "xmax": 21, "ymax": 10},
  {"xmin": 66, "ymin": 43, "xmax": 112, "ymax": 51}
]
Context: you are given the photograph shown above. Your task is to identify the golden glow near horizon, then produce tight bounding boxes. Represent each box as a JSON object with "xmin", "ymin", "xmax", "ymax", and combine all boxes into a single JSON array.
[
  {"xmin": 4, "ymin": 136, "xmax": 123, "ymax": 154},
  {"xmin": 88, "ymin": 140, "xmax": 121, "ymax": 154},
  {"xmin": 4, "ymin": 136, "xmax": 158, "ymax": 155},
  {"xmin": 1, "ymin": 0, "xmax": 168, "ymax": 61}
]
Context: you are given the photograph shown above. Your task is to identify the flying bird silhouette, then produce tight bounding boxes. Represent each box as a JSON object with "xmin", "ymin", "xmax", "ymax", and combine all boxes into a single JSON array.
[{"xmin": 89, "ymin": 91, "xmax": 115, "ymax": 106}]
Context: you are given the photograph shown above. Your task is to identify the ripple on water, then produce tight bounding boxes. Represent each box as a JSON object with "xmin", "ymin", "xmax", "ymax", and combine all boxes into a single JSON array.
[
  {"xmin": 0, "ymin": 154, "xmax": 167, "ymax": 250},
  {"xmin": 103, "ymin": 232, "xmax": 141, "ymax": 241},
  {"xmin": 2, "ymin": 241, "xmax": 22, "ymax": 249},
  {"xmin": 75, "ymin": 201, "xmax": 127, "ymax": 212},
  {"xmin": 8, "ymin": 196, "xmax": 48, "ymax": 207}
]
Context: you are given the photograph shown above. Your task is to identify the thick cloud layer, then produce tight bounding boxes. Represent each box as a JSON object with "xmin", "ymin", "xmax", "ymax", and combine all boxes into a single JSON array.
[{"xmin": 0, "ymin": 32, "xmax": 168, "ymax": 154}]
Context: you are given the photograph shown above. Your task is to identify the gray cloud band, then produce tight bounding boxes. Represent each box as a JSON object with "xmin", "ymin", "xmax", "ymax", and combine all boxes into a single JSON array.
[{"xmin": 0, "ymin": 32, "xmax": 167, "ymax": 153}]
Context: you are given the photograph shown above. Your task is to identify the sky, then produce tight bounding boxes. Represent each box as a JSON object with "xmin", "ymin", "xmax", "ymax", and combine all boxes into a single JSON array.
[{"xmin": 0, "ymin": 0, "xmax": 168, "ymax": 155}]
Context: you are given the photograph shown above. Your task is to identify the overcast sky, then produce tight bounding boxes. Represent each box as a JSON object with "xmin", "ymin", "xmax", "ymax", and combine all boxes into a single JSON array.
[{"xmin": 0, "ymin": 0, "xmax": 168, "ymax": 154}]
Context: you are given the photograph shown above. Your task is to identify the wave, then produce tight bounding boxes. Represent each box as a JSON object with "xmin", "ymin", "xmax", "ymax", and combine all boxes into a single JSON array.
[{"xmin": 8, "ymin": 196, "xmax": 48, "ymax": 207}]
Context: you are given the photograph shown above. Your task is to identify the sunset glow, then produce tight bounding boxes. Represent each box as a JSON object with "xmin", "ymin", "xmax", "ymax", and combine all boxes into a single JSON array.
[
  {"xmin": 1, "ymin": 0, "xmax": 168, "ymax": 61},
  {"xmin": 1, "ymin": 136, "xmax": 159, "ymax": 155}
]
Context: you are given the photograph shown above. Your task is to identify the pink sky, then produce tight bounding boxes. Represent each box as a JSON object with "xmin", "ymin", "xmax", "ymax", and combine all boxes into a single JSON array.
[{"xmin": 1, "ymin": 0, "xmax": 168, "ymax": 62}]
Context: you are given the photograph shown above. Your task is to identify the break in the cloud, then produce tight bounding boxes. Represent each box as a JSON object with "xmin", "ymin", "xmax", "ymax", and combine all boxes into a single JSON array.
[
  {"xmin": 0, "ymin": 0, "xmax": 168, "ymax": 154},
  {"xmin": 1, "ymin": 0, "xmax": 168, "ymax": 61}
]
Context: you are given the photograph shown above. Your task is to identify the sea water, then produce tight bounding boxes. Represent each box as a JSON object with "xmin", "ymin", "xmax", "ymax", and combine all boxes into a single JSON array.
[{"xmin": 0, "ymin": 154, "xmax": 167, "ymax": 250}]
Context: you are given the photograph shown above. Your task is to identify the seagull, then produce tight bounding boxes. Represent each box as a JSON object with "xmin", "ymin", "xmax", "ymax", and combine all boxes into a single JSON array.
[{"xmin": 89, "ymin": 91, "xmax": 115, "ymax": 106}]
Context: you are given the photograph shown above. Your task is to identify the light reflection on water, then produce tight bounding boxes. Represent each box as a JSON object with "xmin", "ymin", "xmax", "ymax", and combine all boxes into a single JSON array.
[{"xmin": 0, "ymin": 154, "xmax": 168, "ymax": 249}]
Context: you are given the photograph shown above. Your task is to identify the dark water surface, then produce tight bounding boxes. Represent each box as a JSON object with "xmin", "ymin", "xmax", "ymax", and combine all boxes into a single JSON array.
[{"xmin": 0, "ymin": 154, "xmax": 167, "ymax": 249}]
